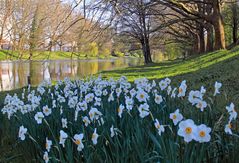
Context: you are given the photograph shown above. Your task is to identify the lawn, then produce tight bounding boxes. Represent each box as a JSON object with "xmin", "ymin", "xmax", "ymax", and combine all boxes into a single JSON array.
[{"xmin": 101, "ymin": 47, "xmax": 239, "ymax": 105}]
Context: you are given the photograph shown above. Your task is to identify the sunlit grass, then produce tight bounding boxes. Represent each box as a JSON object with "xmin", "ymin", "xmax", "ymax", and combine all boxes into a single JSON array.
[{"xmin": 0, "ymin": 50, "xmax": 118, "ymax": 61}]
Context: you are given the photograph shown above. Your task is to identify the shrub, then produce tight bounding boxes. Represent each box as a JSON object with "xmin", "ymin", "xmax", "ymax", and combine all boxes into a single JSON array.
[
  {"xmin": 115, "ymin": 51, "xmax": 124, "ymax": 57},
  {"xmin": 87, "ymin": 42, "xmax": 98, "ymax": 57}
]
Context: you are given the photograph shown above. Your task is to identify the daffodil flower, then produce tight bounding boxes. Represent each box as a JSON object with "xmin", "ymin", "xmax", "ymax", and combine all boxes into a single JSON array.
[
  {"xmin": 178, "ymin": 119, "xmax": 197, "ymax": 142},
  {"xmin": 74, "ymin": 133, "xmax": 84, "ymax": 151},
  {"xmin": 194, "ymin": 124, "xmax": 211, "ymax": 143},
  {"xmin": 170, "ymin": 109, "xmax": 183, "ymax": 125},
  {"xmin": 154, "ymin": 119, "xmax": 165, "ymax": 135},
  {"xmin": 18, "ymin": 125, "xmax": 27, "ymax": 141},
  {"xmin": 92, "ymin": 128, "xmax": 99, "ymax": 145}
]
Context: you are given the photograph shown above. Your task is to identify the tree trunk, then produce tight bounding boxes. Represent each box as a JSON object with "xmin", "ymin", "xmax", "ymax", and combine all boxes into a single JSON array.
[
  {"xmin": 193, "ymin": 34, "xmax": 200, "ymax": 54},
  {"xmin": 232, "ymin": 4, "xmax": 238, "ymax": 44},
  {"xmin": 199, "ymin": 24, "xmax": 205, "ymax": 53},
  {"xmin": 141, "ymin": 38, "xmax": 152, "ymax": 64},
  {"xmin": 212, "ymin": 0, "xmax": 226, "ymax": 50},
  {"xmin": 206, "ymin": 24, "xmax": 214, "ymax": 52}
]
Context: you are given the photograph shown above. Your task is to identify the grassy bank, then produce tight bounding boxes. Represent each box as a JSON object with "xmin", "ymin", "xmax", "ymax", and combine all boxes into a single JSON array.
[
  {"xmin": 101, "ymin": 47, "xmax": 239, "ymax": 105},
  {"xmin": 0, "ymin": 50, "xmax": 119, "ymax": 61}
]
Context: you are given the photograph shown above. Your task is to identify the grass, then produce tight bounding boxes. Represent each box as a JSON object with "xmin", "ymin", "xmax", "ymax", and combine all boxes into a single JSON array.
[
  {"xmin": 0, "ymin": 50, "xmax": 118, "ymax": 61},
  {"xmin": 101, "ymin": 47, "xmax": 239, "ymax": 105}
]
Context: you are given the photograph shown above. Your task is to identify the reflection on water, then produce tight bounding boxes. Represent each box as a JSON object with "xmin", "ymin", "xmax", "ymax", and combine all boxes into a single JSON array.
[{"xmin": 0, "ymin": 58, "xmax": 144, "ymax": 91}]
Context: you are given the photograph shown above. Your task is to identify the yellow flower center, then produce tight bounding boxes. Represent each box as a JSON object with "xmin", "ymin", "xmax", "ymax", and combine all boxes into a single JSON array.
[
  {"xmin": 156, "ymin": 124, "xmax": 160, "ymax": 129},
  {"xmin": 179, "ymin": 88, "xmax": 183, "ymax": 93},
  {"xmin": 185, "ymin": 127, "xmax": 192, "ymax": 134},
  {"xmin": 140, "ymin": 94, "xmax": 144, "ymax": 99},
  {"xmin": 199, "ymin": 131, "xmax": 206, "ymax": 137},
  {"xmin": 92, "ymin": 134, "xmax": 96, "ymax": 139},
  {"xmin": 228, "ymin": 123, "xmax": 232, "ymax": 129},
  {"xmin": 198, "ymin": 102, "xmax": 202, "ymax": 108},
  {"xmin": 75, "ymin": 139, "xmax": 81, "ymax": 145},
  {"xmin": 45, "ymin": 108, "xmax": 49, "ymax": 112},
  {"xmin": 173, "ymin": 114, "xmax": 177, "ymax": 119},
  {"xmin": 90, "ymin": 113, "xmax": 93, "ymax": 118},
  {"xmin": 46, "ymin": 143, "xmax": 48, "ymax": 149}
]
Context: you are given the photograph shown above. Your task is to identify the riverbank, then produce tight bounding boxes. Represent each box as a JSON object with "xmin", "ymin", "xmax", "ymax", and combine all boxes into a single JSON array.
[
  {"xmin": 0, "ymin": 50, "xmax": 134, "ymax": 61},
  {"xmin": 1, "ymin": 46, "xmax": 239, "ymax": 105}
]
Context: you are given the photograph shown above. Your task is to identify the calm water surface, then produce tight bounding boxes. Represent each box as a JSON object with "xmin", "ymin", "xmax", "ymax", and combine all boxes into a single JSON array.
[{"xmin": 0, "ymin": 57, "xmax": 144, "ymax": 91}]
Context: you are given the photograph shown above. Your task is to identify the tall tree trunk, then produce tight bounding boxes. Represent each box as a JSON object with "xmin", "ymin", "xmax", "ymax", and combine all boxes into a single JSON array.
[
  {"xmin": 141, "ymin": 38, "xmax": 152, "ymax": 64},
  {"xmin": 232, "ymin": 4, "xmax": 238, "ymax": 44},
  {"xmin": 206, "ymin": 23, "xmax": 214, "ymax": 52},
  {"xmin": 212, "ymin": 0, "xmax": 226, "ymax": 50},
  {"xmin": 193, "ymin": 34, "xmax": 200, "ymax": 54},
  {"xmin": 199, "ymin": 24, "xmax": 205, "ymax": 53}
]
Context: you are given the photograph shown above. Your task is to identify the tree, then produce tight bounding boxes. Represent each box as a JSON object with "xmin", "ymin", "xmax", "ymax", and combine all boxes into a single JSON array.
[
  {"xmin": 107, "ymin": 0, "xmax": 167, "ymax": 64},
  {"xmin": 156, "ymin": 0, "xmax": 226, "ymax": 50}
]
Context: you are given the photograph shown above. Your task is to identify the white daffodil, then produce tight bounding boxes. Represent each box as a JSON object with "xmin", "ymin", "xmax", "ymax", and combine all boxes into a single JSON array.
[
  {"xmin": 188, "ymin": 90, "xmax": 203, "ymax": 105},
  {"xmin": 195, "ymin": 100, "xmax": 207, "ymax": 112},
  {"xmin": 165, "ymin": 78, "xmax": 171, "ymax": 85},
  {"xmin": 82, "ymin": 116, "xmax": 91, "ymax": 127},
  {"xmin": 214, "ymin": 81, "xmax": 222, "ymax": 96},
  {"xmin": 225, "ymin": 123, "xmax": 233, "ymax": 135},
  {"xmin": 170, "ymin": 109, "xmax": 183, "ymax": 125},
  {"xmin": 85, "ymin": 93, "xmax": 94, "ymax": 103},
  {"xmin": 154, "ymin": 94, "xmax": 163, "ymax": 105},
  {"xmin": 171, "ymin": 88, "xmax": 177, "ymax": 98},
  {"xmin": 89, "ymin": 108, "xmax": 103, "ymax": 121},
  {"xmin": 226, "ymin": 103, "xmax": 237, "ymax": 121},
  {"xmin": 61, "ymin": 118, "xmax": 68, "ymax": 128},
  {"xmin": 78, "ymin": 101, "xmax": 88, "ymax": 111},
  {"xmin": 45, "ymin": 137, "xmax": 52, "ymax": 152},
  {"xmin": 138, "ymin": 103, "xmax": 150, "ymax": 118},
  {"xmin": 92, "ymin": 128, "xmax": 99, "ymax": 145},
  {"xmin": 167, "ymin": 86, "xmax": 172, "ymax": 95},
  {"xmin": 159, "ymin": 79, "xmax": 168, "ymax": 90},
  {"xmin": 18, "ymin": 125, "xmax": 27, "ymax": 141},
  {"xmin": 110, "ymin": 125, "xmax": 118, "ymax": 138},
  {"xmin": 200, "ymin": 86, "xmax": 206, "ymax": 94},
  {"xmin": 130, "ymin": 88, "xmax": 137, "ymax": 97},
  {"xmin": 177, "ymin": 119, "xmax": 197, "ymax": 142},
  {"xmin": 194, "ymin": 124, "xmax": 211, "ymax": 143},
  {"xmin": 59, "ymin": 130, "xmax": 68, "ymax": 147},
  {"xmin": 74, "ymin": 133, "xmax": 84, "ymax": 151},
  {"xmin": 178, "ymin": 80, "xmax": 187, "ymax": 97},
  {"xmin": 117, "ymin": 104, "xmax": 124, "ymax": 118},
  {"xmin": 116, "ymin": 87, "xmax": 122, "ymax": 97},
  {"xmin": 34, "ymin": 112, "xmax": 44, "ymax": 124},
  {"xmin": 43, "ymin": 105, "xmax": 52, "ymax": 116},
  {"xmin": 125, "ymin": 97, "xmax": 134, "ymax": 111},
  {"xmin": 136, "ymin": 89, "xmax": 149, "ymax": 102},
  {"xmin": 108, "ymin": 92, "xmax": 114, "ymax": 102},
  {"xmin": 43, "ymin": 151, "xmax": 49, "ymax": 163},
  {"xmin": 103, "ymin": 89, "xmax": 108, "ymax": 96},
  {"xmin": 154, "ymin": 119, "xmax": 165, "ymax": 135}
]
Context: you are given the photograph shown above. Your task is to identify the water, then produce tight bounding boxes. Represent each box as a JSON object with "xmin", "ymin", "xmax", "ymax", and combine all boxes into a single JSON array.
[{"xmin": 0, "ymin": 57, "xmax": 143, "ymax": 91}]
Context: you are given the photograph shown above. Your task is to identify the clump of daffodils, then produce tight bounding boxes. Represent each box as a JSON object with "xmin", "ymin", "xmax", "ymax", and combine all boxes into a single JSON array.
[{"xmin": 1, "ymin": 76, "xmax": 238, "ymax": 162}]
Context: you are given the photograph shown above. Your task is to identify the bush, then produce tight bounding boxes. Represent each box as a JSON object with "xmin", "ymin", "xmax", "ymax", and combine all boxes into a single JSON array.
[
  {"xmin": 87, "ymin": 42, "xmax": 98, "ymax": 57},
  {"xmin": 1, "ymin": 77, "xmax": 239, "ymax": 162},
  {"xmin": 115, "ymin": 51, "xmax": 124, "ymax": 57},
  {"xmin": 100, "ymin": 48, "xmax": 111, "ymax": 57}
]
